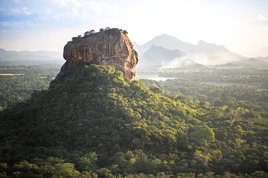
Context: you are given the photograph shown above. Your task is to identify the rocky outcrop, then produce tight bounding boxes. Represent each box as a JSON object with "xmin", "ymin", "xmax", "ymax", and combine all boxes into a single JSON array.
[{"xmin": 56, "ymin": 28, "xmax": 138, "ymax": 80}]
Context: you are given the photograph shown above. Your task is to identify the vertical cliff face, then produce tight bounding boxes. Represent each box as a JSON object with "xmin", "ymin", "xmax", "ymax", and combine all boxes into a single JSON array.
[{"xmin": 56, "ymin": 28, "xmax": 138, "ymax": 81}]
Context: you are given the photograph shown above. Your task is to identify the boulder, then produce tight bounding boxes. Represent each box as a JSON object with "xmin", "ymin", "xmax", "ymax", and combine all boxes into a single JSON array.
[{"xmin": 56, "ymin": 28, "xmax": 138, "ymax": 80}]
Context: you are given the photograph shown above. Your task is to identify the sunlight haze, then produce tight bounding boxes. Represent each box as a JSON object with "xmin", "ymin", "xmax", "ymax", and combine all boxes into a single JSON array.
[{"xmin": 0, "ymin": 0, "xmax": 268, "ymax": 57}]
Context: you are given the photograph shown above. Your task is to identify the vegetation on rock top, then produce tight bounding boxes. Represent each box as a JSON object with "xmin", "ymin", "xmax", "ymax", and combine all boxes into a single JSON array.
[{"xmin": 67, "ymin": 28, "xmax": 128, "ymax": 45}]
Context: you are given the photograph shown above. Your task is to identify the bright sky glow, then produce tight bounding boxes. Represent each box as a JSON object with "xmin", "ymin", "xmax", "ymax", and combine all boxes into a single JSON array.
[{"xmin": 0, "ymin": 0, "xmax": 268, "ymax": 57}]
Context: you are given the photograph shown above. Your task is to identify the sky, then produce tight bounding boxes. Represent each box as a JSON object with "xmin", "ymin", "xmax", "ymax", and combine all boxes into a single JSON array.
[{"xmin": 0, "ymin": 0, "xmax": 268, "ymax": 57}]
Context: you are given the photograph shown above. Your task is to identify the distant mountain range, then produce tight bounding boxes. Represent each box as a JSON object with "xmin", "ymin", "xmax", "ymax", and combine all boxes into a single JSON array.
[
  {"xmin": 193, "ymin": 40, "xmax": 245, "ymax": 65},
  {"xmin": 134, "ymin": 34, "xmax": 266, "ymax": 68},
  {"xmin": 255, "ymin": 46, "xmax": 268, "ymax": 57},
  {"xmin": 139, "ymin": 45, "xmax": 184, "ymax": 66},
  {"xmin": 256, "ymin": 56, "xmax": 268, "ymax": 63},
  {"xmin": 0, "ymin": 48, "xmax": 63, "ymax": 62},
  {"xmin": 1, "ymin": 35, "xmax": 268, "ymax": 68},
  {"xmin": 138, "ymin": 45, "xmax": 202, "ymax": 68},
  {"xmin": 134, "ymin": 34, "xmax": 196, "ymax": 55}
]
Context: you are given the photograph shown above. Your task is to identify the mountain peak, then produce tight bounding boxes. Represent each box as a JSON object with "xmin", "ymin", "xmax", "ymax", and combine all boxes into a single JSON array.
[
  {"xmin": 138, "ymin": 34, "xmax": 196, "ymax": 55},
  {"xmin": 155, "ymin": 34, "xmax": 181, "ymax": 41},
  {"xmin": 197, "ymin": 40, "xmax": 205, "ymax": 45},
  {"xmin": 198, "ymin": 40, "xmax": 213, "ymax": 46},
  {"xmin": 159, "ymin": 34, "xmax": 171, "ymax": 37},
  {"xmin": 150, "ymin": 34, "xmax": 179, "ymax": 42}
]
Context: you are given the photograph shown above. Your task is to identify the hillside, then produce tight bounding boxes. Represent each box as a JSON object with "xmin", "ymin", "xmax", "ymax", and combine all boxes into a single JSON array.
[{"xmin": 0, "ymin": 64, "xmax": 268, "ymax": 177}]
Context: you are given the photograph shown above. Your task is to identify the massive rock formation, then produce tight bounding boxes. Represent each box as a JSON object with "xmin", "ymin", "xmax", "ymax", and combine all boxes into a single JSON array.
[{"xmin": 56, "ymin": 28, "xmax": 138, "ymax": 80}]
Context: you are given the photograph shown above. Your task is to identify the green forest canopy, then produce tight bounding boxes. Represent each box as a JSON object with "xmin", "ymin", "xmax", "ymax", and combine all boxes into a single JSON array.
[{"xmin": 0, "ymin": 64, "xmax": 267, "ymax": 177}]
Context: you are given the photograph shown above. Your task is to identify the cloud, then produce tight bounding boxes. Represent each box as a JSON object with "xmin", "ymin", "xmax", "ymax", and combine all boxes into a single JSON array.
[
  {"xmin": 45, "ymin": 9, "xmax": 51, "ymax": 14},
  {"xmin": 10, "ymin": 7, "xmax": 32, "ymax": 15},
  {"xmin": 0, "ymin": 22, "xmax": 9, "ymax": 27},
  {"xmin": 51, "ymin": 0, "xmax": 123, "ymax": 16},
  {"xmin": 52, "ymin": 0, "xmax": 67, "ymax": 7},
  {"xmin": 1, "ymin": 0, "xmax": 124, "ymax": 31},
  {"xmin": 86, "ymin": 1, "xmax": 102, "ymax": 12},
  {"xmin": 10, "ymin": 7, "xmax": 21, "ymax": 14},
  {"xmin": 22, "ymin": 7, "xmax": 32, "ymax": 15},
  {"xmin": 247, "ymin": 15, "xmax": 268, "ymax": 25},
  {"xmin": 52, "ymin": 0, "xmax": 82, "ymax": 7},
  {"xmin": 53, "ymin": 13, "xmax": 63, "ymax": 20},
  {"xmin": 0, "ymin": 7, "xmax": 5, "ymax": 12},
  {"xmin": 258, "ymin": 15, "xmax": 266, "ymax": 21},
  {"xmin": 13, "ymin": 0, "xmax": 20, "ymax": 2},
  {"xmin": 0, "ymin": 21, "xmax": 23, "ymax": 28},
  {"xmin": 71, "ymin": 7, "xmax": 79, "ymax": 16}
]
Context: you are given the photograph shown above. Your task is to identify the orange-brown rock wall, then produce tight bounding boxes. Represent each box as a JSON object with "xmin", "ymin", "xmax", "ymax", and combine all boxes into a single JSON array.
[{"xmin": 57, "ymin": 29, "xmax": 138, "ymax": 80}]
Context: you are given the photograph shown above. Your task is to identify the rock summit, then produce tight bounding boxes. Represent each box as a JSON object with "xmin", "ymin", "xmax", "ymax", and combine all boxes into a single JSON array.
[{"xmin": 56, "ymin": 28, "xmax": 138, "ymax": 80}]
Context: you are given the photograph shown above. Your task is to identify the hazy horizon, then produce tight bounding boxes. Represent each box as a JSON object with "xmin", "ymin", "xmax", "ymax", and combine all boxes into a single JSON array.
[{"xmin": 0, "ymin": 0, "xmax": 268, "ymax": 57}]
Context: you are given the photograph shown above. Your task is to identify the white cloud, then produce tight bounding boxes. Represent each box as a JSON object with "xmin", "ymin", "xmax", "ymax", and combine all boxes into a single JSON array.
[
  {"xmin": 71, "ymin": 0, "xmax": 83, "ymax": 7},
  {"xmin": 82, "ymin": 12, "xmax": 87, "ymax": 16},
  {"xmin": 45, "ymin": 9, "xmax": 51, "ymax": 14},
  {"xmin": 52, "ymin": 0, "xmax": 123, "ymax": 15},
  {"xmin": 53, "ymin": 0, "xmax": 82, "ymax": 7},
  {"xmin": 258, "ymin": 15, "xmax": 266, "ymax": 21},
  {"xmin": 0, "ymin": 7, "xmax": 5, "ymax": 12},
  {"xmin": 53, "ymin": 13, "xmax": 63, "ymax": 20},
  {"xmin": 52, "ymin": 0, "xmax": 67, "ymax": 7},
  {"xmin": 10, "ymin": 7, "xmax": 21, "ymax": 14},
  {"xmin": 71, "ymin": 7, "xmax": 79, "ymax": 16},
  {"xmin": 1, "ymin": 22, "xmax": 9, "ymax": 27},
  {"xmin": 82, "ymin": 1, "xmax": 125, "ymax": 18},
  {"xmin": 50, "ymin": 0, "xmax": 124, "ymax": 22},
  {"xmin": 10, "ymin": 7, "xmax": 32, "ymax": 15},
  {"xmin": 87, "ymin": 1, "xmax": 102, "ymax": 12},
  {"xmin": 22, "ymin": 7, "xmax": 32, "ymax": 15},
  {"xmin": 247, "ymin": 15, "xmax": 268, "ymax": 26},
  {"xmin": 13, "ymin": 0, "xmax": 20, "ymax": 2},
  {"xmin": 0, "ymin": 21, "xmax": 22, "ymax": 27}
]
